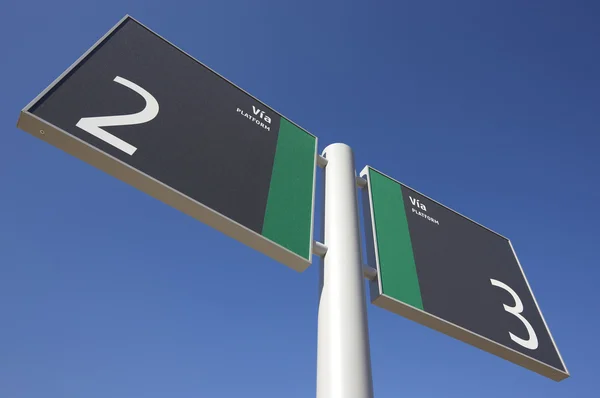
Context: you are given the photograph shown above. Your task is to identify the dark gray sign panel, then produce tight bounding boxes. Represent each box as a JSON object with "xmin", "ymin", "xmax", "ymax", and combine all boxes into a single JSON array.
[
  {"xmin": 16, "ymin": 15, "xmax": 317, "ymax": 272},
  {"xmin": 360, "ymin": 166, "xmax": 568, "ymax": 381}
]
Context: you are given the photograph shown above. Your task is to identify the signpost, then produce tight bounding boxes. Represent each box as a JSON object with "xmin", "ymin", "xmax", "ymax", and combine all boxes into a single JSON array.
[
  {"xmin": 360, "ymin": 166, "xmax": 569, "ymax": 381},
  {"xmin": 14, "ymin": 13, "xmax": 570, "ymax": 397},
  {"xmin": 16, "ymin": 15, "xmax": 317, "ymax": 272}
]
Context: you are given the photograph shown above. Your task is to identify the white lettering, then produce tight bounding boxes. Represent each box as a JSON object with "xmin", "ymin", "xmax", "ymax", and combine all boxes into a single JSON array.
[
  {"xmin": 412, "ymin": 207, "xmax": 439, "ymax": 225},
  {"xmin": 76, "ymin": 76, "xmax": 159, "ymax": 155},
  {"xmin": 490, "ymin": 279, "xmax": 539, "ymax": 350},
  {"xmin": 410, "ymin": 196, "xmax": 427, "ymax": 211},
  {"xmin": 237, "ymin": 106, "xmax": 273, "ymax": 132}
]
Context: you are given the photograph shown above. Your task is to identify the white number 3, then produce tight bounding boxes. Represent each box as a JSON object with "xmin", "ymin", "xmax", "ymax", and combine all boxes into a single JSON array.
[
  {"xmin": 76, "ymin": 76, "xmax": 159, "ymax": 155},
  {"xmin": 490, "ymin": 279, "xmax": 539, "ymax": 350}
]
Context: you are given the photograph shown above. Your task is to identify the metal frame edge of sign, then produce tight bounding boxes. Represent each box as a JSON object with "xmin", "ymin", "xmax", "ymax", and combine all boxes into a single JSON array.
[
  {"xmin": 15, "ymin": 14, "xmax": 318, "ymax": 273},
  {"xmin": 359, "ymin": 165, "xmax": 569, "ymax": 382}
]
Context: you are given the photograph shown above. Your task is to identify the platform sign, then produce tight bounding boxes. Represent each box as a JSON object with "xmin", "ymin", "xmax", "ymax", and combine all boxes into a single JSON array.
[
  {"xmin": 16, "ymin": 15, "xmax": 317, "ymax": 272},
  {"xmin": 360, "ymin": 166, "xmax": 569, "ymax": 381}
]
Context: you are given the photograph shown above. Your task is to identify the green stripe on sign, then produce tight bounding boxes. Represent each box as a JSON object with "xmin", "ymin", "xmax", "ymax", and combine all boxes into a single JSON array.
[
  {"xmin": 369, "ymin": 169, "xmax": 423, "ymax": 310},
  {"xmin": 262, "ymin": 118, "xmax": 316, "ymax": 260}
]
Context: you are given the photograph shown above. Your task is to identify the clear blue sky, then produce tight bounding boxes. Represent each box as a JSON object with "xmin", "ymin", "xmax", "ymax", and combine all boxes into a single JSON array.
[{"xmin": 1, "ymin": 1, "xmax": 598, "ymax": 397}]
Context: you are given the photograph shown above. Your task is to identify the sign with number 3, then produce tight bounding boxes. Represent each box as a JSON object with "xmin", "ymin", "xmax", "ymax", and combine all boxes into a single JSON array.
[{"xmin": 361, "ymin": 166, "xmax": 568, "ymax": 381}]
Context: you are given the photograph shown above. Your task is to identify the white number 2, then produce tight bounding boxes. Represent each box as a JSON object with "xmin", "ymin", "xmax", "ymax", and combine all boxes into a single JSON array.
[
  {"xmin": 490, "ymin": 279, "xmax": 539, "ymax": 350},
  {"xmin": 76, "ymin": 76, "xmax": 159, "ymax": 155}
]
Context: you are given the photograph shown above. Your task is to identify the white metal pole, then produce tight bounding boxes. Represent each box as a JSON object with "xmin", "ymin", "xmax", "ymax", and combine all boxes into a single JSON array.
[{"xmin": 317, "ymin": 143, "xmax": 374, "ymax": 398}]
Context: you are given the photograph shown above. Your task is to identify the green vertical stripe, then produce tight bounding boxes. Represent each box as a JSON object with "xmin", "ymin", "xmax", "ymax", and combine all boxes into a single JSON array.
[
  {"xmin": 369, "ymin": 169, "xmax": 423, "ymax": 309},
  {"xmin": 262, "ymin": 118, "xmax": 316, "ymax": 260}
]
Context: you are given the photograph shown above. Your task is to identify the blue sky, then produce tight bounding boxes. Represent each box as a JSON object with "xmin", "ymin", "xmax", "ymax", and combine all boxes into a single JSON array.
[{"xmin": 1, "ymin": 1, "xmax": 599, "ymax": 397}]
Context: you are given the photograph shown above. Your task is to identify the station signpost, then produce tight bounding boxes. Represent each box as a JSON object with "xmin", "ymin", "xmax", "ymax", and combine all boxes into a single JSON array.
[
  {"xmin": 15, "ymin": 14, "xmax": 569, "ymax": 398},
  {"xmin": 360, "ymin": 166, "xmax": 569, "ymax": 381}
]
